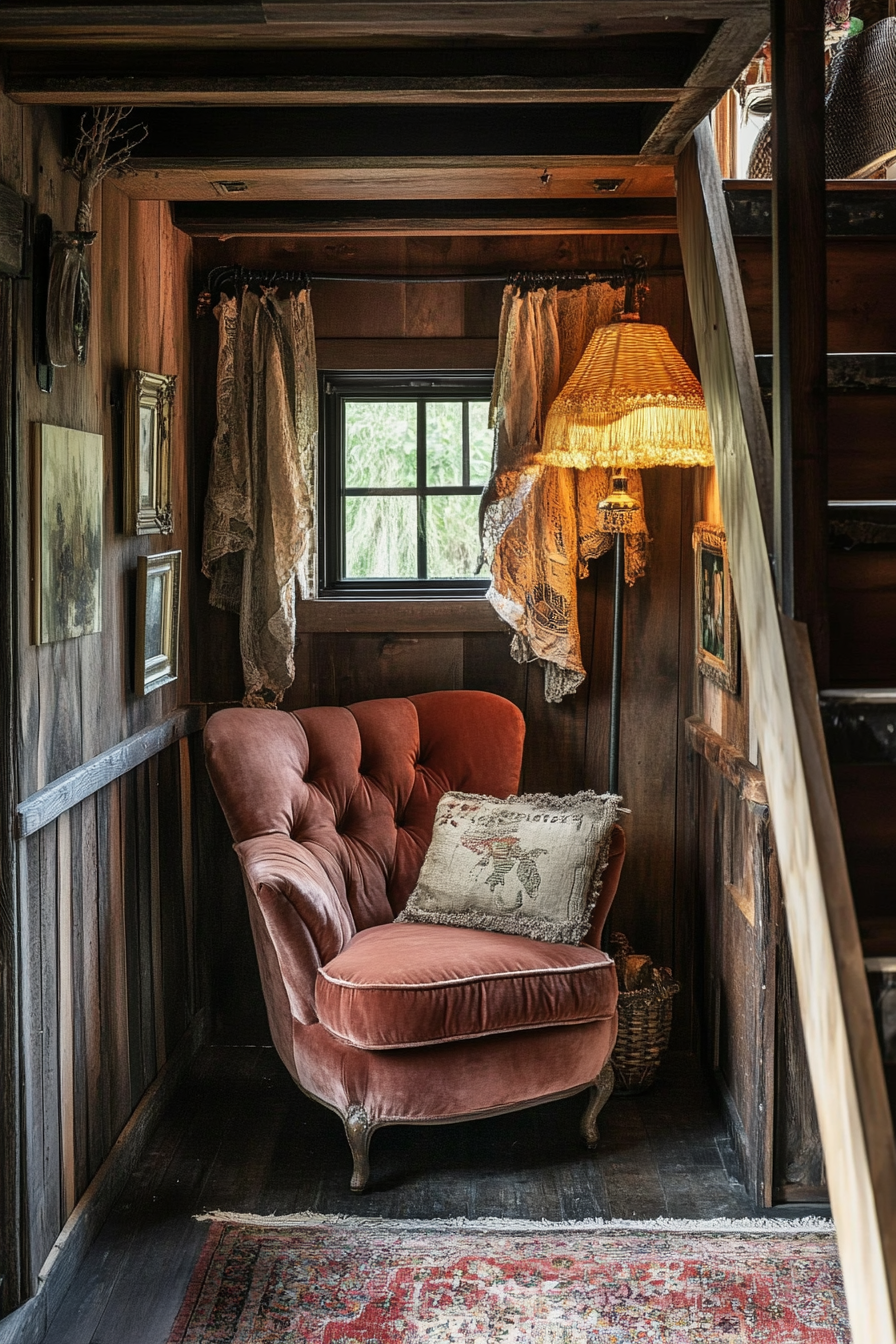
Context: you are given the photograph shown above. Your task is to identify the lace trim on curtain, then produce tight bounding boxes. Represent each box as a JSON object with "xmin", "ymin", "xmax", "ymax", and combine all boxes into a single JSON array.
[
  {"xmin": 202, "ymin": 287, "xmax": 317, "ymax": 707},
  {"xmin": 480, "ymin": 282, "xmax": 649, "ymax": 703}
]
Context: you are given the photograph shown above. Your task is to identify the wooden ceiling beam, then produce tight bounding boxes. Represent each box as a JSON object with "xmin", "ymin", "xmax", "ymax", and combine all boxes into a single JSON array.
[
  {"xmin": 172, "ymin": 199, "xmax": 679, "ymax": 235},
  {"xmin": 6, "ymin": 77, "xmax": 689, "ymax": 106},
  {"xmin": 641, "ymin": 13, "xmax": 769, "ymax": 153},
  {"xmin": 118, "ymin": 157, "xmax": 675, "ymax": 201},
  {"xmin": 0, "ymin": 3, "xmax": 765, "ymax": 46}
]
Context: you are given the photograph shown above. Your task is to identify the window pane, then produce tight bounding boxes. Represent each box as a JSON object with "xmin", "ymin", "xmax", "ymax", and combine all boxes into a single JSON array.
[
  {"xmin": 426, "ymin": 402, "xmax": 463, "ymax": 486},
  {"xmin": 427, "ymin": 495, "xmax": 481, "ymax": 578},
  {"xmin": 345, "ymin": 401, "xmax": 417, "ymax": 488},
  {"xmin": 344, "ymin": 496, "xmax": 418, "ymax": 578},
  {"xmin": 468, "ymin": 400, "xmax": 493, "ymax": 485}
]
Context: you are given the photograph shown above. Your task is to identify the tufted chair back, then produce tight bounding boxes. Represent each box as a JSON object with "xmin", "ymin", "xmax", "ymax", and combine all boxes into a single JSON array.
[{"xmin": 205, "ymin": 691, "xmax": 526, "ymax": 934}]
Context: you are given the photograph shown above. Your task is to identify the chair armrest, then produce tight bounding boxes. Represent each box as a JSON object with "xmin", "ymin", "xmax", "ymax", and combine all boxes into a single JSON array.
[{"xmin": 235, "ymin": 834, "xmax": 355, "ymax": 1026}]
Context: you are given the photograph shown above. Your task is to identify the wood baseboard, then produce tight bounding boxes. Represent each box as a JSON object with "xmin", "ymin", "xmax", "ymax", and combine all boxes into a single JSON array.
[{"xmin": 0, "ymin": 1008, "xmax": 209, "ymax": 1344}]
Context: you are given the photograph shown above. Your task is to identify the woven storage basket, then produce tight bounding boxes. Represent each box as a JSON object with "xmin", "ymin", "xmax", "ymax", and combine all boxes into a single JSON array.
[{"xmin": 610, "ymin": 933, "xmax": 680, "ymax": 1095}]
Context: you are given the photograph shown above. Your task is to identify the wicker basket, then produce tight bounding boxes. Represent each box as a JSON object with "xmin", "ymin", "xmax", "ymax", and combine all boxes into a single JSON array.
[{"xmin": 610, "ymin": 933, "xmax": 680, "ymax": 1095}]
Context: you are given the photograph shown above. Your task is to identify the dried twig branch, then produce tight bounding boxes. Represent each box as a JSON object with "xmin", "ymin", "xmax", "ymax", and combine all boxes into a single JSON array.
[{"xmin": 62, "ymin": 105, "xmax": 149, "ymax": 231}]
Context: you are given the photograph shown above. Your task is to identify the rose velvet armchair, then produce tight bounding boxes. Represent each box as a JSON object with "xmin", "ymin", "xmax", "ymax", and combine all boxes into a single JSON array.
[{"xmin": 204, "ymin": 690, "xmax": 625, "ymax": 1191}]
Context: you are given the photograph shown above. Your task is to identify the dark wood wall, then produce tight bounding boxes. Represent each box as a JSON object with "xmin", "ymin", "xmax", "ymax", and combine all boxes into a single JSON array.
[
  {"xmin": 19, "ymin": 743, "xmax": 198, "ymax": 1285},
  {"xmin": 0, "ymin": 93, "xmax": 200, "ymax": 1308},
  {"xmin": 684, "ymin": 229, "xmax": 896, "ymax": 1204},
  {"xmin": 737, "ymin": 236, "xmax": 896, "ymax": 691},
  {"xmin": 740, "ymin": 232, "xmax": 896, "ymax": 955},
  {"xmin": 191, "ymin": 232, "xmax": 703, "ymax": 1048}
]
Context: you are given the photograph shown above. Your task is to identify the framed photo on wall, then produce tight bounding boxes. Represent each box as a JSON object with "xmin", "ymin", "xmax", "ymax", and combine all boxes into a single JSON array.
[
  {"xmin": 693, "ymin": 522, "xmax": 740, "ymax": 694},
  {"xmin": 32, "ymin": 423, "xmax": 103, "ymax": 644},
  {"xmin": 135, "ymin": 549, "xmax": 181, "ymax": 695},
  {"xmin": 124, "ymin": 369, "xmax": 176, "ymax": 534}
]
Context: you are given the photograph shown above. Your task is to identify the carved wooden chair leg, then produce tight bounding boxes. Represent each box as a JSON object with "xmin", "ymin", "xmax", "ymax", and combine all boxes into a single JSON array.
[
  {"xmin": 344, "ymin": 1104, "xmax": 372, "ymax": 1192},
  {"xmin": 580, "ymin": 1061, "xmax": 615, "ymax": 1149}
]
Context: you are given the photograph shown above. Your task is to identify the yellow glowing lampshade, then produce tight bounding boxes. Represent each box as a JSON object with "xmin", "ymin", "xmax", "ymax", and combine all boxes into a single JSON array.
[{"xmin": 538, "ymin": 321, "xmax": 714, "ymax": 470}]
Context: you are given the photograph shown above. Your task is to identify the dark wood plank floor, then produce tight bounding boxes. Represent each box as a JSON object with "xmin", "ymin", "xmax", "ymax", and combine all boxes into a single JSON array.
[{"xmin": 42, "ymin": 1046, "xmax": 821, "ymax": 1344}]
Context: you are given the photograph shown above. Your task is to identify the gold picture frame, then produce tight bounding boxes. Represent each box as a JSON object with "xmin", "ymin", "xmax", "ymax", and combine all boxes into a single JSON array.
[
  {"xmin": 32, "ymin": 423, "xmax": 104, "ymax": 644},
  {"xmin": 135, "ymin": 549, "xmax": 181, "ymax": 695},
  {"xmin": 693, "ymin": 521, "xmax": 740, "ymax": 694},
  {"xmin": 124, "ymin": 369, "xmax": 176, "ymax": 534}
]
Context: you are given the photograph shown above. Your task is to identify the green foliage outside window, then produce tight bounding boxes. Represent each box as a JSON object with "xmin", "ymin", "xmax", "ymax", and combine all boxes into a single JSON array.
[{"xmin": 341, "ymin": 398, "xmax": 492, "ymax": 581}]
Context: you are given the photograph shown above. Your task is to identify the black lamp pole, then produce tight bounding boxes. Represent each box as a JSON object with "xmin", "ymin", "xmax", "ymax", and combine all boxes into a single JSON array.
[{"xmin": 598, "ymin": 469, "xmax": 637, "ymax": 796}]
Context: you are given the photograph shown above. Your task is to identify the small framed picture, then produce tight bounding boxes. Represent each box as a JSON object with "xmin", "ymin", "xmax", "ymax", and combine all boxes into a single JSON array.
[
  {"xmin": 124, "ymin": 369, "xmax": 176, "ymax": 534},
  {"xmin": 135, "ymin": 549, "xmax": 181, "ymax": 695},
  {"xmin": 693, "ymin": 522, "xmax": 740, "ymax": 694}
]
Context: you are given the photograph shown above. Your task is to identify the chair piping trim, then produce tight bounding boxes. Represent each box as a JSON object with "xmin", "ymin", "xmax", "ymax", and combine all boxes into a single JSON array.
[{"xmin": 316, "ymin": 958, "xmax": 615, "ymax": 991}]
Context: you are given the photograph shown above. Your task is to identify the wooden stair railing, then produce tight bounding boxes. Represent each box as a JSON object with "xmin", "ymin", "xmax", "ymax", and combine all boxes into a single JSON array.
[{"xmin": 679, "ymin": 120, "xmax": 896, "ymax": 1341}]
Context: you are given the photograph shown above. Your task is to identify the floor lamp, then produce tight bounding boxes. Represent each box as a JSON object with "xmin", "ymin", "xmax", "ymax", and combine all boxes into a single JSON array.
[{"xmin": 539, "ymin": 318, "xmax": 714, "ymax": 793}]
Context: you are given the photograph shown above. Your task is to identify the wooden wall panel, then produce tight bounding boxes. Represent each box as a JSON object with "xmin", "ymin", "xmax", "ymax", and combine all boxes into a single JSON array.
[
  {"xmin": 607, "ymin": 467, "xmax": 686, "ymax": 972},
  {"xmin": 736, "ymin": 238, "xmax": 896, "ymax": 356},
  {"xmin": 829, "ymin": 395, "xmax": 896, "ymax": 501},
  {"xmin": 14, "ymin": 743, "xmax": 201, "ymax": 1294},
  {"xmin": 56, "ymin": 809, "xmax": 75, "ymax": 1219},
  {"xmin": 158, "ymin": 743, "xmax": 191, "ymax": 1052},
  {"xmin": 96, "ymin": 777, "xmax": 131, "ymax": 1142},
  {"xmin": 0, "ymin": 91, "xmax": 202, "ymax": 1307},
  {"xmin": 37, "ymin": 821, "xmax": 62, "ymax": 1255},
  {"xmin": 68, "ymin": 802, "xmax": 88, "ymax": 1207},
  {"xmin": 832, "ymin": 762, "xmax": 896, "ymax": 929},
  {"xmin": 695, "ymin": 753, "xmax": 774, "ymax": 1202},
  {"xmin": 829, "ymin": 550, "xmax": 896, "ymax": 688},
  {"xmin": 11, "ymin": 155, "xmax": 193, "ymax": 797},
  {"xmin": 312, "ymin": 633, "xmax": 464, "ymax": 705},
  {"xmin": 775, "ymin": 908, "xmax": 827, "ymax": 1202},
  {"xmin": 688, "ymin": 716, "xmax": 824, "ymax": 1207},
  {"xmin": 78, "ymin": 794, "xmax": 105, "ymax": 1181}
]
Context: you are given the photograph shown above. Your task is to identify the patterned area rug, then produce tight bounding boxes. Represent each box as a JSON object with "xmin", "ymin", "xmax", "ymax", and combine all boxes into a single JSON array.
[{"xmin": 168, "ymin": 1214, "xmax": 848, "ymax": 1343}]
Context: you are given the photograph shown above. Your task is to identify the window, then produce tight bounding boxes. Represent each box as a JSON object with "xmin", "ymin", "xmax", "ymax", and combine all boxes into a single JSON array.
[{"xmin": 319, "ymin": 371, "xmax": 493, "ymax": 598}]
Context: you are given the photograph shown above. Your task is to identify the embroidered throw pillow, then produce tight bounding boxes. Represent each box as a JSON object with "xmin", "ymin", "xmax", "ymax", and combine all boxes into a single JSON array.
[{"xmin": 397, "ymin": 790, "xmax": 621, "ymax": 945}]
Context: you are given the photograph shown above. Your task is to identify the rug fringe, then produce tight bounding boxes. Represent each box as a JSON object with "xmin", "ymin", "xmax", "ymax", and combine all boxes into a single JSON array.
[{"xmin": 195, "ymin": 1210, "xmax": 835, "ymax": 1236}]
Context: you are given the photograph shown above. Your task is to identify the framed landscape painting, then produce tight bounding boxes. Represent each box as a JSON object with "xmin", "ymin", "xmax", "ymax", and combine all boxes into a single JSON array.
[
  {"xmin": 693, "ymin": 521, "xmax": 739, "ymax": 694},
  {"xmin": 32, "ymin": 423, "xmax": 103, "ymax": 644},
  {"xmin": 135, "ymin": 549, "xmax": 181, "ymax": 695}
]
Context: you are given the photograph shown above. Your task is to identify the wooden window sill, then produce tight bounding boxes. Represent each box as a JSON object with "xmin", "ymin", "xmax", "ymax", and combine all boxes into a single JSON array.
[{"xmin": 295, "ymin": 599, "xmax": 505, "ymax": 633}]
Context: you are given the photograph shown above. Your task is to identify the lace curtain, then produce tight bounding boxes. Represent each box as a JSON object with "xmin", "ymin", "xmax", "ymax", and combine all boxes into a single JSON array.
[
  {"xmin": 481, "ymin": 281, "xmax": 649, "ymax": 703},
  {"xmin": 202, "ymin": 287, "xmax": 317, "ymax": 707}
]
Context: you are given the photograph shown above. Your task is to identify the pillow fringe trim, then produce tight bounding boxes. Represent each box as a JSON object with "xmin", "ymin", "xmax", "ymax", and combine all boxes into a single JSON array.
[{"xmin": 399, "ymin": 789, "xmax": 622, "ymax": 946}]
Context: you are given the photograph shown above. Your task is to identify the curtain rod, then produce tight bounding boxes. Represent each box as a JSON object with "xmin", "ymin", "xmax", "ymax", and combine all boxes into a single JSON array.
[{"xmin": 196, "ymin": 262, "xmax": 683, "ymax": 316}]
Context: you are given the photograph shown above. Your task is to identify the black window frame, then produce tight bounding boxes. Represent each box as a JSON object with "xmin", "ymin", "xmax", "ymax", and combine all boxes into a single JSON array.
[{"xmin": 319, "ymin": 369, "xmax": 493, "ymax": 600}]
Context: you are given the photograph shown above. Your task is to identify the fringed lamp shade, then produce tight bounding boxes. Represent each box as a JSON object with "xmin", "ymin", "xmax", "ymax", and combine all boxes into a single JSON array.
[{"xmin": 538, "ymin": 321, "xmax": 714, "ymax": 470}]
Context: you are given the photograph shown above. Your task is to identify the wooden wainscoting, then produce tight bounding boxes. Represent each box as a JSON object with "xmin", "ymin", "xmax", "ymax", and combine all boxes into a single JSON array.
[
  {"xmin": 16, "ymin": 715, "xmax": 204, "ymax": 1302},
  {"xmin": 687, "ymin": 715, "xmax": 824, "ymax": 1207},
  {"xmin": 688, "ymin": 715, "xmax": 775, "ymax": 1205}
]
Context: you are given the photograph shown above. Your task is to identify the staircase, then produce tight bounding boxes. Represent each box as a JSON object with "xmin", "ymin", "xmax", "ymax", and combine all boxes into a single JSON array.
[
  {"xmin": 747, "ymin": 227, "xmax": 896, "ymax": 1024},
  {"xmin": 679, "ymin": 122, "xmax": 896, "ymax": 1344}
]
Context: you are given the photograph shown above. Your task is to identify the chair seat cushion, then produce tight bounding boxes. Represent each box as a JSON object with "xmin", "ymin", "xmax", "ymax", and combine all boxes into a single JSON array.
[{"xmin": 315, "ymin": 922, "xmax": 617, "ymax": 1050}]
